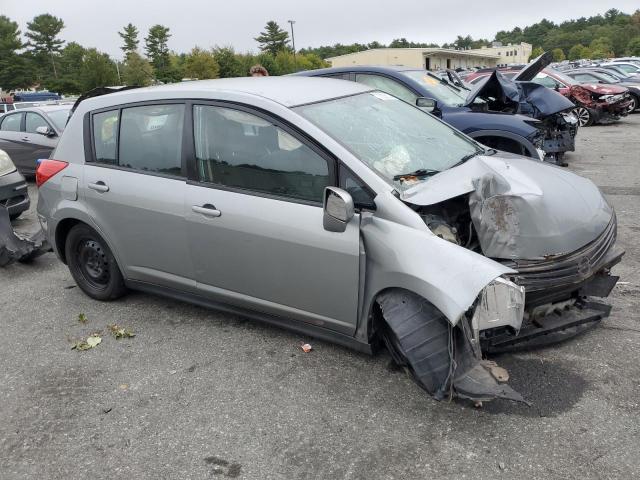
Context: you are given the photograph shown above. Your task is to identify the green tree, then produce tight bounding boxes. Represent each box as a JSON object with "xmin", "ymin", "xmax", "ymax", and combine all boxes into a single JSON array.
[
  {"xmin": 589, "ymin": 37, "xmax": 614, "ymax": 58},
  {"xmin": 145, "ymin": 24, "xmax": 171, "ymax": 81},
  {"xmin": 44, "ymin": 41, "xmax": 86, "ymax": 94},
  {"xmin": 627, "ymin": 37, "xmax": 640, "ymax": 55},
  {"xmin": 0, "ymin": 15, "xmax": 35, "ymax": 90},
  {"xmin": 25, "ymin": 14, "xmax": 65, "ymax": 78},
  {"xmin": 80, "ymin": 48, "xmax": 118, "ymax": 91},
  {"xmin": 568, "ymin": 44, "xmax": 591, "ymax": 60},
  {"xmin": 122, "ymin": 51, "xmax": 153, "ymax": 86},
  {"xmin": 119, "ymin": 23, "xmax": 139, "ymax": 55},
  {"xmin": 551, "ymin": 48, "xmax": 566, "ymax": 62},
  {"xmin": 254, "ymin": 21, "xmax": 290, "ymax": 56},
  {"xmin": 213, "ymin": 46, "xmax": 245, "ymax": 78},
  {"xmin": 529, "ymin": 46, "xmax": 544, "ymax": 60},
  {"xmin": 184, "ymin": 47, "xmax": 219, "ymax": 79}
]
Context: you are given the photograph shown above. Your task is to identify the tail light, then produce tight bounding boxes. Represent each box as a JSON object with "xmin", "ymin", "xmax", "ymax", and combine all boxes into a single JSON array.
[{"xmin": 36, "ymin": 159, "xmax": 68, "ymax": 187}]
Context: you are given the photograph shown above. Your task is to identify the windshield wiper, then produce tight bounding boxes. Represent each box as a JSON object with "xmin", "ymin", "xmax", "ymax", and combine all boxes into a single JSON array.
[
  {"xmin": 393, "ymin": 168, "xmax": 441, "ymax": 181},
  {"xmin": 451, "ymin": 150, "xmax": 483, "ymax": 168}
]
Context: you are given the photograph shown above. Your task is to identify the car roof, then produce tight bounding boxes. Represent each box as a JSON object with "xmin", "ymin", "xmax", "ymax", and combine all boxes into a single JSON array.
[
  {"xmin": 80, "ymin": 77, "xmax": 373, "ymax": 110},
  {"xmin": 12, "ymin": 104, "xmax": 72, "ymax": 114},
  {"xmin": 295, "ymin": 65, "xmax": 423, "ymax": 76}
]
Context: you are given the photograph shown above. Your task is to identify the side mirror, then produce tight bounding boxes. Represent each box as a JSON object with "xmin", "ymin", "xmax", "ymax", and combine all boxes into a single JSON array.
[
  {"xmin": 416, "ymin": 97, "xmax": 437, "ymax": 112},
  {"xmin": 554, "ymin": 84, "xmax": 560, "ymax": 91},
  {"xmin": 323, "ymin": 187, "xmax": 354, "ymax": 233},
  {"xmin": 35, "ymin": 126, "xmax": 56, "ymax": 137}
]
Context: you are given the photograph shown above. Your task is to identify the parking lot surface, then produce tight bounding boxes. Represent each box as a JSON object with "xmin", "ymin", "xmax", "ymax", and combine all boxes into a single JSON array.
[{"xmin": 1, "ymin": 116, "xmax": 639, "ymax": 480}]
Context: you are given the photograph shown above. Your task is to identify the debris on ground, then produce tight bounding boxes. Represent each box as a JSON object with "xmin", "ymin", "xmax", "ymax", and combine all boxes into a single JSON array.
[
  {"xmin": 300, "ymin": 343, "xmax": 312, "ymax": 353},
  {"xmin": 482, "ymin": 360, "xmax": 510, "ymax": 382},
  {"xmin": 78, "ymin": 313, "xmax": 88, "ymax": 324},
  {"xmin": 0, "ymin": 206, "xmax": 51, "ymax": 267},
  {"xmin": 108, "ymin": 324, "xmax": 135, "ymax": 339},
  {"xmin": 71, "ymin": 334, "xmax": 102, "ymax": 351}
]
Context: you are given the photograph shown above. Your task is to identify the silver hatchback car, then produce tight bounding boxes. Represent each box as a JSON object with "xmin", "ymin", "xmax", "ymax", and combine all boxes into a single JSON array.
[{"xmin": 35, "ymin": 77, "xmax": 623, "ymax": 404}]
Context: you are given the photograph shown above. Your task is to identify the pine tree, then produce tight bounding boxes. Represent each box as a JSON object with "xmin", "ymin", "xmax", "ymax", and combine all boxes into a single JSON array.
[
  {"xmin": 25, "ymin": 14, "xmax": 65, "ymax": 78},
  {"xmin": 119, "ymin": 23, "xmax": 139, "ymax": 55},
  {"xmin": 254, "ymin": 21, "xmax": 290, "ymax": 56}
]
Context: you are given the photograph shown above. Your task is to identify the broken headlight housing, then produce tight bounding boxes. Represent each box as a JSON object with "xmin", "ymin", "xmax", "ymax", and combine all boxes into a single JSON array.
[
  {"xmin": 471, "ymin": 277, "xmax": 525, "ymax": 335},
  {"xmin": 0, "ymin": 149, "xmax": 17, "ymax": 177}
]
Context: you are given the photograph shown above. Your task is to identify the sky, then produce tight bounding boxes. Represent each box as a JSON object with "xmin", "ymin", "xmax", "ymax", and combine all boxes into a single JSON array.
[{"xmin": 1, "ymin": 0, "xmax": 639, "ymax": 59}]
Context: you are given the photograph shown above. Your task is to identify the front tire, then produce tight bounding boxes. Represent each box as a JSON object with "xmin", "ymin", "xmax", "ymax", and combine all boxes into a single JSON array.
[
  {"xmin": 628, "ymin": 95, "xmax": 638, "ymax": 113},
  {"xmin": 573, "ymin": 106, "xmax": 593, "ymax": 127},
  {"xmin": 65, "ymin": 224, "xmax": 126, "ymax": 301}
]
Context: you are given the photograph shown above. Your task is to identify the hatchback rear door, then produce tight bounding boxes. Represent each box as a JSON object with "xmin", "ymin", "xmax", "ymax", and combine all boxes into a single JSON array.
[
  {"xmin": 185, "ymin": 103, "xmax": 361, "ymax": 334},
  {"xmin": 82, "ymin": 102, "xmax": 195, "ymax": 292}
]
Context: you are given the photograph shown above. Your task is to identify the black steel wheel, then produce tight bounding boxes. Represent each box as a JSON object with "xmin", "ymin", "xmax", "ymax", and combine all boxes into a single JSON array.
[{"xmin": 65, "ymin": 224, "xmax": 126, "ymax": 301}]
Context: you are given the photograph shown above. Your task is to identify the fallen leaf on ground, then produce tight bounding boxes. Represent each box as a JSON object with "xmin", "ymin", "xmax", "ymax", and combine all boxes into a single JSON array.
[
  {"xmin": 300, "ymin": 343, "xmax": 312, "ymax": 353},
  {"xmin": 78, "ymin": 313, "xmax": 88, "ymax": 324},
  {"xmin": 108, "ymin": 324, "xmax": 135, "ymax": 339},
  {"xmin": 71, "ymin": 334, "xmax": 101, "ymax": 350}
]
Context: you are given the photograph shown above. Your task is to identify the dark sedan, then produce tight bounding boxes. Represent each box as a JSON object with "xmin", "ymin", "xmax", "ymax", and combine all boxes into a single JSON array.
[
  {"xmin": 295, "ymin": 66, "xmax": 563, "ymax": 162},
  {"xmin": 0, "ymin": 105, "xmax": 71, "ymax": 175}
]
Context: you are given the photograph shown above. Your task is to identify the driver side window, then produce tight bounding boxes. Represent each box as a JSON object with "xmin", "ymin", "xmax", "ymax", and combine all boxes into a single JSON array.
[
  {"xmin": 355, "ymin": 74, "xmax": 419, "ymax": 104},
  {"xmin": 193, "ymin": 105, "xmax": 331, "ymax": 203}
]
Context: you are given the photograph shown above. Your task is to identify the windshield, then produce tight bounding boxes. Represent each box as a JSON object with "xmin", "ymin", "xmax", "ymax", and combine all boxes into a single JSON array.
[
  {"xmin": 400, "ymin": 71, "xmax": 468, "ymax": 107},
  {"xmin": 296, "ymin": 91, "xmax": 483, "ymax": 190},
  {"xmin": 47, "ymin": 109, "xmax": 70, "ymax": 131},
  {"xmin": 593, "ymin": 71, "xmax": 621, "ymax": 82}
]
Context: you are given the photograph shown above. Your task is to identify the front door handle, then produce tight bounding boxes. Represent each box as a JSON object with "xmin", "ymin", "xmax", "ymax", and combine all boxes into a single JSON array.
[
  {"xmin": 192, "ymin": 204, "xmax": 221, "ymax": 218},
  {"xmin": 88, "ymin": 181, "xmax": 109, "ymax": 193},
  {"xmin": 21, "ymin": 137, "xmax": 30, "ymax": 142}
]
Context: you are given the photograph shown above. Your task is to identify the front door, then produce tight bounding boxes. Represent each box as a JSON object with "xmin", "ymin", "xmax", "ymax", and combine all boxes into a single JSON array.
[
  {"xmin": 185, "ymin": 104, "xmax": 361, "ymax": 334},
  {"xmin": 83, "ymin": 103, "xmax": 195, "ymax": 292}
]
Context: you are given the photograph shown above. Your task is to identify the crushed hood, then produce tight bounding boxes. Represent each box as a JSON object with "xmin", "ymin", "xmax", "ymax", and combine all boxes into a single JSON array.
[
  {"xmin": 465, "ymin": 69, "xmax": 574, "ymax": 118},
  {"xmin": 401, "ymin": 154, "xmax": 613, "ymax": 260},
  {"xmin": 575, "ymin": 82, "xmax": 628, "ymax": 95}
]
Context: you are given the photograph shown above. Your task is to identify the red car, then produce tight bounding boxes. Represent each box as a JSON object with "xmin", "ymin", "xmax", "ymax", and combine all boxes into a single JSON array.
[{"xmin": 467, "ymin": 65, "xmax": 633, "ymax": 127}]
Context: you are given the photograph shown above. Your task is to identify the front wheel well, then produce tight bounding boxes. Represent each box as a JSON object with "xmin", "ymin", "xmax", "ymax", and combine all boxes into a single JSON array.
[
  {"xmin": 474, "ymin": 135, "xmax": 533, "ymax": 157},
  {"xmin": 55, "ymin": 218, "xmax": 83, "ymax": 264}
]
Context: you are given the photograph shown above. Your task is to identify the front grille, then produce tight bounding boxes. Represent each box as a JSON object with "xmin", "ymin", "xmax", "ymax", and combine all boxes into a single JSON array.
[{"xmin": 502, "ymin": 213, "xmax": 617, "ymax": 294}]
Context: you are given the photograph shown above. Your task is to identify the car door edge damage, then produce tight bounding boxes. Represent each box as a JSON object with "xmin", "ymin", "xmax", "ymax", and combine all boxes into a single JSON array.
[{"xmin": 2, "ymin": 77, "xmax": 626, "ymax": 407}]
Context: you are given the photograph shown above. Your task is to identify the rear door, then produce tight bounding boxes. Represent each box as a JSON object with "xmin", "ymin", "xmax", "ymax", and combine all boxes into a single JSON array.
[
  {"xmin": 185, "ymin": 103, "xmax": 361, "ymax": 334},
  {"xmin": 83, "ymin": 102, "xmax": 195, "ymax": 292}
]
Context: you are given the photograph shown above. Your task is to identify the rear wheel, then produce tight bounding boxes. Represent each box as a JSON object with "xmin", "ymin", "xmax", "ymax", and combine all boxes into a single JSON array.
[
  {"xmin": 65, "ymin": 224, "xmax": 126, "ymax": 301},
  {"xmin": 573, "ymin": 106, "xmax": 593, "ymax": 127}
]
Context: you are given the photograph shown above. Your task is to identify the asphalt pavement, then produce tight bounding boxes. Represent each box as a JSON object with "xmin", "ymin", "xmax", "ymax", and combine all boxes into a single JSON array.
[{"xmin": 1, "ymin": 115, "xmax": 639, "ymax": 480}]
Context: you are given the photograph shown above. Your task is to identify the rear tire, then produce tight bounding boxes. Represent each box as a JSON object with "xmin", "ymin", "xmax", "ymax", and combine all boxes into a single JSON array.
[{"xmin": 65, "ymin": 224, "xmax": 126, "ymax": 301}]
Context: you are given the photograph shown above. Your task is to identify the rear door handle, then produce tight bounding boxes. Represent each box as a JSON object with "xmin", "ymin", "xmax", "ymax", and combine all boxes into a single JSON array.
[
  {"xmin": 88, "ymin": 181, "xmax": 109, "ymax": 193},
  {"xmin": 192, "ymin": 204, "xmax": 221, "ymax": 218}
]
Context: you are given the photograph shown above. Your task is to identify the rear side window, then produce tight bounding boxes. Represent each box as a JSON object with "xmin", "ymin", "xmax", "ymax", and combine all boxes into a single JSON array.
[
  {"xmin": 91, "ymin": 104, "xmax": 185, "ymax": 176},
  {"xmin": 93, "ymin": 110, "xmax": 119, "ymax": 164},
  {"xmin": 25, "ymin": 112, "xmax": 49, "ymax": 133},
  {"xmin": 193, "ymin": 105, "xmax": 330, "ymax": 203},
  {"xmin": 0, "ymin": 113, "xmax": 22, "ymax": 131}
]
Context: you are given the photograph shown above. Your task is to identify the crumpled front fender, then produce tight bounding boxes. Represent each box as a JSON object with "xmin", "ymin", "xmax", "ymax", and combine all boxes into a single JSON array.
[{"xmin": 360, "ymin": 193, "xmax": 514, "ymax": 326}]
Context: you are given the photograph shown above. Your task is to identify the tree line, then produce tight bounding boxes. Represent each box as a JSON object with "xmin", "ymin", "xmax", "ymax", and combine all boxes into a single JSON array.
[
  {"xmin": 301, "ymin": 8, "xmax": 640, "ymax": 62},
  {"xmin": 0, "ymin": 16, "xmax": 327, "ymax": 94}
]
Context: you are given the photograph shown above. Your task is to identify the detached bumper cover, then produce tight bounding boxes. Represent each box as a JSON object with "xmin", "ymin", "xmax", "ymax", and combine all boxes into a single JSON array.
[{"xmin": 0, "ymin": 206, "xmax": 50, "ymax": 267}]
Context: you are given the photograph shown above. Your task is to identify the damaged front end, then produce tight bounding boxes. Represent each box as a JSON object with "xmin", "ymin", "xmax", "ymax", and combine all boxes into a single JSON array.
[
  {"xmin": 0, "ymin": 206, "xmax": 50, "ymax": 267},
  {"xmin": 467, "ymin": 53, "xmax": 578, "ymax": 165},
  {"xmin": 402, "ymin": 153, "xmax": 623, "ymax": 354},
  {"xmin": 571, "ymin": 86, "xmax": 633, "ymax": 125}
]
